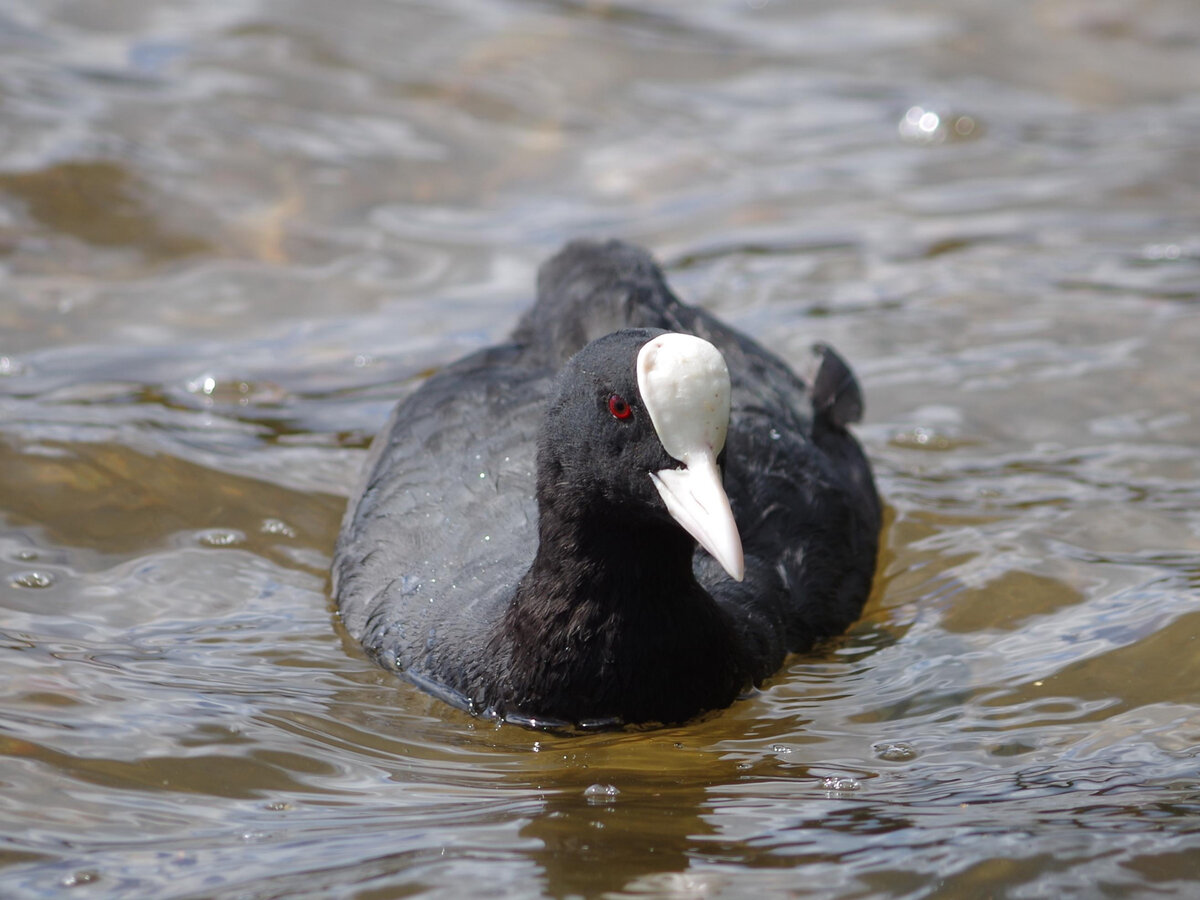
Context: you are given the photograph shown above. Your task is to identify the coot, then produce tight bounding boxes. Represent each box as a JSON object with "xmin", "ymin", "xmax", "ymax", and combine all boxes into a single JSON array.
[{"xmin": 333, "ymin": 239, "xmax": 880, "ymax": 727}]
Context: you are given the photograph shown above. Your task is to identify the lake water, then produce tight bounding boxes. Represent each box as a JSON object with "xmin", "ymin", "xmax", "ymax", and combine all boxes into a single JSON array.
[{"xmin": 2, "ymin": 1, "xmax": 1199, "ymax": 897}]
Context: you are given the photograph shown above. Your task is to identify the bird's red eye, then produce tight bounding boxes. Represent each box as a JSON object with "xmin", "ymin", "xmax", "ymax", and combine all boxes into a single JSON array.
[{"xmin": 608, "ymin": 394, "xmax": 632, "ymax": 420}]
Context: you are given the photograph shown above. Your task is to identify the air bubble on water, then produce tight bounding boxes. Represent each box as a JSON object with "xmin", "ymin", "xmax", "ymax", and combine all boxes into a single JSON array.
[
  {"xmin": 1141, "ymin": 242, "xmax": 1195, "ymax": 262},
  {"xmin": 0, "ymin": 356, "xmax": 27, "ymax": 376},
  {"xmin": 198, "ymin": 529, "xmax": 244, "ymax": 547},
  {"xmin": 261, "ymin": 518, "xmax": 297, "ymax": 538},
  {"xmin": 873, "ymin": 741, "xmax": 918, "ymax": 762},
  {"xmin": 12, "ymin": 571, "xmax": 54, "ymax": 589},
  {"xmin": 60, "ymin": 870, "xmax": 100, "ymax": 888},
  {"xmin": 186, "ymin": 374, "xmax": 217, "ymax": 396},
  {"xmin": 890, "ymin": 426, "xmax": 960, "ymax": 451},
  {"xmin": 584, "ymin": 783, "xmax": 620, "ymax": 804},
  {"xmin": 820, "ymin": 775, "xmax": 862, "ymax": 793},
  {"xmin": 899, "ymin": 105, "xmax": 979, "ymax": 144}
]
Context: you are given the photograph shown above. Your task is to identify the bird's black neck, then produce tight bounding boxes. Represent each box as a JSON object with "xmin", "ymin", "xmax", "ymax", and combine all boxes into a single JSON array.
[{"xmin": 489, "ymin": 500, "xmax": 750, "ymax": 725}]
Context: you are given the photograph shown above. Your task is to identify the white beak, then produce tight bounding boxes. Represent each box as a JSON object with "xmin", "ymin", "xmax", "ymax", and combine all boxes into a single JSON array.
[
  {"xmin": 650, "ymin": 452, "xmax": 745, "ymax": 582},
  {"xmin": 637, "ymin": 333, "xmax": 745, "ymax": 582}
]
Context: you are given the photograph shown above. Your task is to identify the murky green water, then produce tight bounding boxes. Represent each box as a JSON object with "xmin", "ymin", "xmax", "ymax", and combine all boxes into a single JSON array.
[{"xmin": 2, "ymin": 1, "xmax": 1199, "ymax": 897}]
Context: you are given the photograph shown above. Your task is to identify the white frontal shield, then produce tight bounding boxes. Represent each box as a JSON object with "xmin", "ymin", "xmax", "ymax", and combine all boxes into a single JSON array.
[{"xmin": 637, "ymin": 333, "xmax": 745, "ymax": 582}]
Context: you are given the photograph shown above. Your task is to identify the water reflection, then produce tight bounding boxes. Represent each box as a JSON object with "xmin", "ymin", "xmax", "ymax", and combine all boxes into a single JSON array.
[{"xmin": 0, "ymin": 161, "xmax": 212, "ymax": 261}]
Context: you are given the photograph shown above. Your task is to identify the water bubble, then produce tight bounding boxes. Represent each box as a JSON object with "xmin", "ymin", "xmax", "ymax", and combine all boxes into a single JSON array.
[
  {"xmin": 11, "ymin": 571, "xmax": 55, "ymax": 589},
  {"xmin": 187, "ymin": 375, "xmax": 216, "ymax": 395},
  {"xmin": 260, "ymin": 518, "xmax": 297, "ymax": 538},
  {"xmin": 60, "ymin": 870, "xmax": 101, "ymax": 888},
  {"xmin": 1142, "ymin": 242, "xmax": 1193, "ymax": 262},
  {"xmin": 584, "ymin": 783, "xmax": 620, "ymax": 804},
  {"xmin": 820, "ymin": 775, "xmax": 862, "ymax": 793},
  {"xmin": 0, "ymin": 356, "xmax": 27, "ymax": 377},
  {"xmin": 873, "ymin": 741, "xmax": 918, "ymax": 762},
  {"xmin": 899, "ymin": 105, "xmax": 980, "ymax": 144},
  {"xmin": 198, "ymin": 529, "xmax": 244, "ymax": 547},
  {"xmin": 889, "ymin": 426, "xmax": 962, "ymax": 451}
]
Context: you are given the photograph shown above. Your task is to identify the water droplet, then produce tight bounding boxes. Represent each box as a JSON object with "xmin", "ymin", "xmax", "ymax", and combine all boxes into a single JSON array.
[
  {"xmin": 479, "ymin": 472, "xmax": 487, "ymax": 479},
  {"xmin": 584, "ymin": 783, "xmax": 620, "ymax": 804},
  {"xmin": 263, "ymin": 800, "xmax": 293, "ymax": 812},
  {"xmin": 16, "ymin": 549, "xmax": 37, "ymax": 561},
  {"xmin": 769, "ymin": 428, "xmax": 781, "ymax": 441},
  {"xmin": 873, "ymin": 741, "xmax": 917, "ymax": 762},
  {"xmin": 771, "ymin": 744, "xmax": 793, "ymax": 754},
  {"xmin": 820, "ymin": 775, "xmax": 862, "ymax": 793},
  {"xmin": 12, "ymin": 571, "xmax": 54, "ymax": 589}
]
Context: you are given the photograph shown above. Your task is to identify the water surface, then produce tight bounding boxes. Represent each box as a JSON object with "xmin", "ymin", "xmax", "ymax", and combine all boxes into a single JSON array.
[{"xmin": 2, "ymin": 0, "xmax": 1199, "ymax": 897}]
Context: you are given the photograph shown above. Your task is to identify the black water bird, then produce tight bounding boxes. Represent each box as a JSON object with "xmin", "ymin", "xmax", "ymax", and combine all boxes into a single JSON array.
[{"xmin": 333, "ymin": 240, "xmax": 880, "ymax": 727}]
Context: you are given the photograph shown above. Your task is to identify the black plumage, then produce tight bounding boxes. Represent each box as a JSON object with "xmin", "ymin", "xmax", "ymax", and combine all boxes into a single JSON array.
[{"xmin": 332, "ymin": 239, "xmax": 880, "ymax": 727}]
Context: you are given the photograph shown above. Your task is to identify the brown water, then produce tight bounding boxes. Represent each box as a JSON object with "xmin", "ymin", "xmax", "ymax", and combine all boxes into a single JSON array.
[{"xmin": 2, "ymin": 1, "xmax": 1200, "ymax": 897}]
